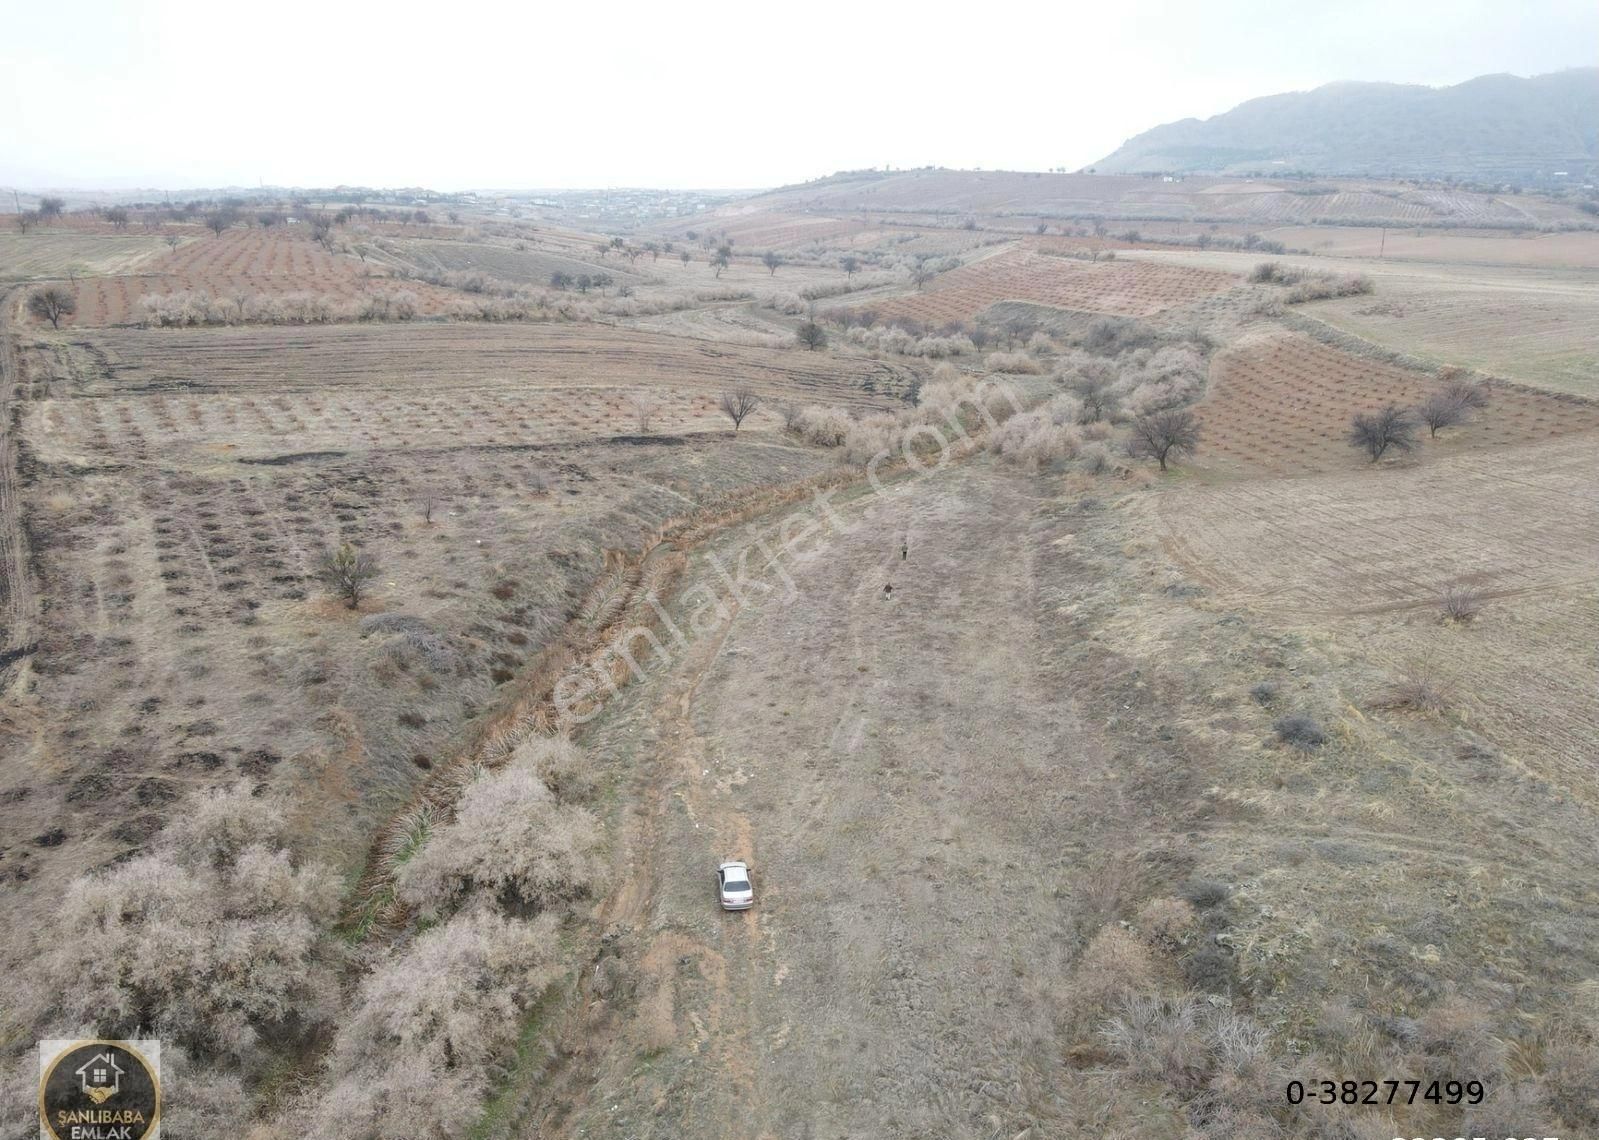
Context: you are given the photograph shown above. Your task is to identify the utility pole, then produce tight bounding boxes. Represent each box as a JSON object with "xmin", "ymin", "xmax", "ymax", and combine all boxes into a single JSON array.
[{"xmin": 1379, "ymin": 227, "xmax": 1387, "ymax": 259}]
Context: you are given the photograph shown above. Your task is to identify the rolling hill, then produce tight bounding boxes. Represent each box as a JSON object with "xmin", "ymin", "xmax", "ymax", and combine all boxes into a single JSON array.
[{"xmin": 1094, "ymin": 68, "xmax": 1599, "ymax": 182}]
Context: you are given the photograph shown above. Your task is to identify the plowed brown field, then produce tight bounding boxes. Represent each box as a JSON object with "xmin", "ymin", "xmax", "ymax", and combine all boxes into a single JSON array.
[
  {"xmin": 63, "ymin": 229, "xmax": 458, "ymax": 325},
  {"xmin": 872, "ymin": 248, "xmax": 1238, "ymax": 325},
  {"xmin": 1193, "ymin": 330, "xmax": 1599, "ymax": 474}
]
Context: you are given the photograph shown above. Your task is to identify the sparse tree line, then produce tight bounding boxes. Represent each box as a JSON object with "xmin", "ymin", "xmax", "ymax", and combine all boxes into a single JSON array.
[
  {"xmin": 9, "ymin": 195, "xmax": 448, "ymax": 237},
  {"xmin": 137, "ymin": 288, "xmax": 423, "ymax": 327},
  {"xmin": 1347, "ymin": 369, "xmax": 1492, "ymax": 462},
  {"xmin": 771, "ymin": 316, "xmax": 1213, "ymax": 476}
]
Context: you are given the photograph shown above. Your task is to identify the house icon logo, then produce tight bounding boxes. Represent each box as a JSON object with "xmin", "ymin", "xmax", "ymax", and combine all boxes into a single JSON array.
[
  {"xmin": 38, "ymin": 1039, "xmax": 160, "ymax": 1140},
  {"xmin": 74, "ymin": 1051, "xmax": 125, "ymax": 1104}
]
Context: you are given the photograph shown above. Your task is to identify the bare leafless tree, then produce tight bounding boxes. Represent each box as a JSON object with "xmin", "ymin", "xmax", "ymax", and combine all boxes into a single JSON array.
[
  {"xmin": 1416, "ymin": 390, "xmax": 1467, "ymax": 438},
  {"xmin": 762, "ymin": 251, "xmax": 782, "ymax": 276},
  {"xmin": 204, "ymin": 210, "xmax": 236, "ymax": 237},
  {"xmin": 1067, "ymin": 363, "xmax": 1119, "ymax": 423},
  {"xmin": 27, "ymin": 286, "xmax": 76, "ymax": 329},
  {"xmin": 1417, "ymin": 374, "xmax": 1490, "ymax": 438},
  {"xmin": 1348, "ymin": 405, "xmax": 1417, "ymax": 462},
  {"xmin": 841, "ymin": 255, "xmax": 859, "ymax": 279},
  {"xmin": 772, "ymin": 402, "xmax": 802, "ymax": 432},
  {"xmin": 627, "ymin": 392, "xmax": 661, "ymax": 434},
  {"xmin": 795, "ymin": 321, "xmax": 827, "ymax": 351},
  {"xmin": 15, "ymin": 210, "xmax": 38, "ymax": 233},
  {"xmin": 1128, "ymin": 408, "xmax": 1200, "ymax": 471},
  {"xmin": 718, "ymin": 388, "xmax": 762, "ymax": 433},
  {"xmin": 104, "ymin": 207, "xmax": 130, "ymax": 229}
]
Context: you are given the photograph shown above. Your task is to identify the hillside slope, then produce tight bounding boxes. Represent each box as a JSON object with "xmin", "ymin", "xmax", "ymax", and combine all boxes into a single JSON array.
[{"xmin": 1095, "ymin": 69, "xmax": 1599, "ymax": 182}]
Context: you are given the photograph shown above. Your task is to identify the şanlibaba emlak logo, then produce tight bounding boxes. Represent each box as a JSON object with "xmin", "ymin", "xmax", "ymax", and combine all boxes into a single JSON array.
[{"xmin": 38, "ymin": 1039, "xmax": 160, "ymax": 1140}]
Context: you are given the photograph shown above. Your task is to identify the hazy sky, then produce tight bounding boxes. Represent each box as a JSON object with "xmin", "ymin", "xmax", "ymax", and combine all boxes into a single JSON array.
[{"xmin": 2, "ymin": 0, "xmax": 1594, "ymax": 191}]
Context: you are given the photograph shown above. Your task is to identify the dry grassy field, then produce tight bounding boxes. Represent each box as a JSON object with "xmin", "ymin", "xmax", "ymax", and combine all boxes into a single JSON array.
[
  {"xmin": 1129, "ymin": 246, "xmax": 1599, "ymax": 396},
  {"xmin": 1308, "ymin": 269, "xmax": 1599, "ymax": 397},
  {"xmin": 1266, "ymin": 224, "xmax": 1599, "ymax": 268},
  {"xmin": 743, "ymin": 168, "xmax": 1595, "ymax": 228},
  {"xmin": 0, "ymin": 231, "xmax": 173, "ymax": 280}
]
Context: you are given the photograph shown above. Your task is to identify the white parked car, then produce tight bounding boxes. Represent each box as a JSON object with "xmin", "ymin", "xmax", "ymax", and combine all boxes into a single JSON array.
[{"xmin": 717, "ymin": 860, "xmax": 754, "ymax": 911}]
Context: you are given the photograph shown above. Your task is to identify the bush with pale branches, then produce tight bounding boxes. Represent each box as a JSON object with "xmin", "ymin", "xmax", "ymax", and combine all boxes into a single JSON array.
[
  {"xmin": 309, "ymin": 906, "xmax": 561, "ymax": 1140},
  {"xmin": 395, "ymin": 755, "xmax": 601, "ymax": 918},
  {"xmin": 28, "ymin": 782, "xmax": 341, "ymax": 1059}
]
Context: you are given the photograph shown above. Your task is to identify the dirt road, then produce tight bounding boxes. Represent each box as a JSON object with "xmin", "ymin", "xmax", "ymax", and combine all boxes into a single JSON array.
[{"xmin": 542, "ymin": 463, "xmax": 1162, "ymax": 1138}]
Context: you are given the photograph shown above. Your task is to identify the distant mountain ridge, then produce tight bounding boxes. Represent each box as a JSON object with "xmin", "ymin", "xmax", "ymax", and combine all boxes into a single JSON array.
[{"xmin": 1093, "ymin": 69, "xmax": 1599, "ymax": 183}]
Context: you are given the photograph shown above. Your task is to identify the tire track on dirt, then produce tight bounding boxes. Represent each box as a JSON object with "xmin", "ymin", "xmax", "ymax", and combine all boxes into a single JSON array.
[{"xmin": 529, "ymin": 584, "xmax": 767, "ymax": 1137}]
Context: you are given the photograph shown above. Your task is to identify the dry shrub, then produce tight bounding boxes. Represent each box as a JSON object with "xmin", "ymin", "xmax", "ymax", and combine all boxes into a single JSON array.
[
  {"xmin": 758, "ymin": 291, "xmax": 806, "ymax": 315},
  {"xmin": 1416, "ymin": 997, "xmax": 1508, "ymax": 1080},
  {"xmin": 1543, "ymin": 1029, "xmax": 1599, "ymax": 1126},
  {"xmin": 159, "ymin": 1046, "xmax": 253, "ymax": 1137},
  {"xmin": 980, "ymin": 379, "xmax": 1025, "ymax": 423},
  {"xmin": 1273, "ymin": 714, "xmax": 1327, "ymax": 751},
  {"xmin": 513, "ymin": 733, "xmax": 599, "ymax": 803},
  {"xmin": 1137, "ymin": 897, "xmax": 1198, "ymax": 950},
  {"xmin": 772, "ymin": 401, "xmax": 802, "ymax": 431},
  {"xmin": 988, "ymin": 400, "xmax": 1083, "ymax": 469},
  {"xmin": 984, "ymin": 350, "xmax": 1043, "ymax": 375},
  {"xmin": 1462, "ymin": 1082, "xmax": 1550, "ymax": 1139},
  {"xmin": 845, "ymin": 324, "xmax": 976, "ymax": 358},
  {"xmin": 1440, "ymin": 584, "xmax": 1481, "ymax": 623},
  {"xmin": 1377, "ymin": 664, "xmax": 1452, "ymax": 715},
  {"xmin": 29, "ymin": 782, "xmax": 341, "ymax": 1059},
  {"xmin": 1076, "ymin": 440, "xmax": 1124, "ymax": 476},
  {"xmin": 841, "ymin": 416, "xmax": 900, "ymax": 467},
  {"xmin": 310, "ymin": 906, "xmax": 560, "ymax": 1140},
  {"xmin": 395, "ymin": 756, "xmax": 601, "ymax": 918},
  {"xmin": 1072, "ymin": 926, "xmax": 1158, "ymax": 1017},
  {"xmin": 1102, "ymin": 993, "xmax": 1270, "ymax": 1094},
  {"xmin": 795, "ymin": 405, "xmax": 851, "ymax": 447},
  {"xmin": 626, "ymin": 391, "xmax": 661, "ymax": 434},
  {"xmin": 0, "ymin": 1048, "xmax": 52, "ymax": 1135},
  {"xmin": 1118, "ymin": 344, "xmax": 1208, "ymax": 415}
]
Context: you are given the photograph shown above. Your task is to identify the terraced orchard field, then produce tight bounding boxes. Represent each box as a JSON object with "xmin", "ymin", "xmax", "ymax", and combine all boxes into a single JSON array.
[
  {"xmin": 61, "ymin": 228, "xmax": 457, "ymax": 325},
  {"xmin": 1192, "ymin": 330, "xmax": 1599, "ymax": 475},
  {"xmin": 873, "ymin": 248, "xmax": 1238, "ymax": 325},
  {"xmin": 27, "ymin": 322, "xmax": 916, "ymax": 465}
]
